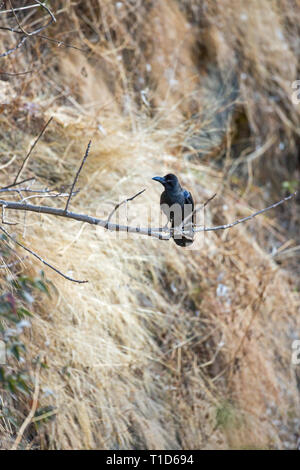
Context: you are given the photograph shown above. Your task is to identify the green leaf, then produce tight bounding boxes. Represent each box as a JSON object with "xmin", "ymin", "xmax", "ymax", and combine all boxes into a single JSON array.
[
  {"xmin": 17, "ymin": 307, "xmax": 33, "ymax": 318},
  {"xmin": 0, "ymin": 367, "xmax": 5, "ymax": 382},
  {"xmin": 34, "ymin": 280, "xmax": 50, "ymax": 297}
]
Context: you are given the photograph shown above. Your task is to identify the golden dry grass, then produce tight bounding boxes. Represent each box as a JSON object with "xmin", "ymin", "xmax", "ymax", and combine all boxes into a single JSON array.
[{"xmin": 0, "ymin": 0, "xmax": 299, "ymax": 450}]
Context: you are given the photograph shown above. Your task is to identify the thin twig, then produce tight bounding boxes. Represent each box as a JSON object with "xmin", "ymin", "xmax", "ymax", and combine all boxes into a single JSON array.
[
  {"xmin": 0, "ymin": 199, "xmax": 169, "ymax": 239},
  {"xmin": 32, "ymin": 0, "xmax": 56, "ymax": 27},
  {"xmin": 7, "ymin": 0, "xmax": 56, "ymax": 36},
  {"xmin": 64, "ymin": 141, "xmax": 91, "ymax": 213},
  {"xmin": 105, "ymin": 188, "xmax": 146, "ymax": 227},
  {"xmin": 193, "ymin": 193, "xmax": 297, "ymax": 233},
  {"xmin": 0, "ymin": 178, "xmax": 35, "ymax": 191},
  {"xmin": 0, "ymin": 3, "xmax": 41, "ymax": 15},
  {"xmin": 0, "ymin": 69, "xmax": 34, "ymax": 76},
  {"xmin": 203, "ymin": 193, "xmax": 217, "ymax": 208},
  {"xmin": 0, "ymin": 187, "xmax": 51, "ymax": 194},
  {"xmin": 0, "ymin": 25, "xmax": 87, "ymax": 53},
  {"xmin": 2, "ymin": 205, "xmax": 17, "ymax": 225},
  {"xmin": 21, "ymin": 191, "xmax": 79, "ymax": 203},
  {"xmin": 0, "ymin": 0, "xmax": 56, "ymax": 58},
  {"xmin": 0, "ymin": 192, "xmax": 296, "ymax": 283},
  {"xmin": 0, "ymin": 256, "xmax": 27, "ymax": 269},
  {"xmin": 0, "ymin": 225, "xmax": 87, "ymax": 283},
  {"xmin": 14, "ymin": 117, "xmax": 53, "ymax": 185},
  {"xmin": 8, "ymin": 0, "xmax": 31, "ymax": 36},
  {"xmin": 0, "ymin": 187, "xmax": 79, "ymax": 200},
  {"xmin": 178, "ymin": 192, "xmax": 217, "ymax": 230},
  {"xmin": 0, "ymin": 35, "xmax": 27, "ymax": 58},
  {"xmin": 36, "ymin": 34, "xmax": 87, "ymax": 52},
  {"xmin": 0, "ymin": 192, "xmax": 296, "ymax": 241}
]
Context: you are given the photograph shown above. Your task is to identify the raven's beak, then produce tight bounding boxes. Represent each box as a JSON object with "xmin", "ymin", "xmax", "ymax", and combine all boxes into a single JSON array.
[{"xmin": 152, "ymin": 176, "xmax": 166, "ymax": 185}]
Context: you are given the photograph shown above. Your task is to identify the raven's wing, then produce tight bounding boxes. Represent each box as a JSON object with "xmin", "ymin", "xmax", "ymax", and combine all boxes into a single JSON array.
[
  {"xmin": 171, "ymin": 188, "xmax": 194, "ymax": 247},
  {"xmin": 183, "ymin": 189, "xmax": 195, "ymax": 225}
]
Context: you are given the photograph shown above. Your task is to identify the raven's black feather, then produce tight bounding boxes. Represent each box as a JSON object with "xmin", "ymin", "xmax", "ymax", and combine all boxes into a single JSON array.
[{"xmin": 152, "ymin": 174, "xmax": 194, "ymax": 247}]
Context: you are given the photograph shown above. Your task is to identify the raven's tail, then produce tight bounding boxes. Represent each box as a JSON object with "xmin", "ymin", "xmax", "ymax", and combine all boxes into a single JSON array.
[
  {"xmin": 173, "ymin": 236, "xmax": 194, "ymax": 247},
  {"xmin": 172, "ymin": 225, "xmax": 194, "ymax": 247}
]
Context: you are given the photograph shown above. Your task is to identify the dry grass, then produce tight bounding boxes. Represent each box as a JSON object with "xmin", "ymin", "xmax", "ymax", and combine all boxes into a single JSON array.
[{"xmin": 0, "ymin": 0, "xmax": 299, "ymax": 450}]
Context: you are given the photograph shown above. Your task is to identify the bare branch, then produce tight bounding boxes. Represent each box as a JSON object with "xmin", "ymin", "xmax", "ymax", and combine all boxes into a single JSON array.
[
  {"xmin": 32, "ymin": 0, "xmax": 56, "ymax": 28},
  {"xmin": 2, "ymin": 205, "xmax": 17, "ymax": 225},
  {"xmin": 7, "ymin": 0, "xmax": 56, "ymax": 36},
  {"xmin": 14, "ymin": 117, "xmax": 53, "ymax": 185},
  {"xmin": 0, "ymin": 69, "xmax": 34, "ymax": 76},
  {"xmin": 193, "ymin": 193, "xmax": 297, "ymax": 232},
  {"xmin": 105, "ymin": 188, "xmax": 146, "ymax": 227},
  {"xmin": 1, "ymin": 192, "xmax": 296, "ymax": 243},
  {"xmin": 20, "ymin": 191, "xmax": 79, "ymax": 204},
  {"xmin": 36, "ymin": 34, "xmax": 87, "ymax": 52},
  {"xmin": 0, "ymin": 256, "xmax": 27, "ymax": 269},
  {"xmin": 0, "ymin": 225, "xmax": 87, "ymax": 283},
  {"xmin": 0, "ymin": 25, "xmax": 87, "ymax": 53},
  {"xmin": 203, "ymin": 193, "xmax": 217, "ymax": 208},
  {"xmin": 8, "ymin": 0, "xmax": 31, "ymax": 36},
  {"xmin": 0, "ymin": 3, "xmax": 41, "ymax": 15},
  {"xmin": 0, "ymin": 199, "xmax": 169, "ymax": 240},
  {"xmin": 11, "ymin": 361, "xmax": 41, "ymax": 450},
  {"xmin": 178, "ymin": 192, "xmax": 217, "ymax": 230},
  {"xmin": 0, "ymin": 178, "xmax": 36, "ymax": 191},
  {"xmin": 0, "ymin": 2, "xmax": 85, "ymax": 53},
  {"xmin": 64, "ymin": 141, "xmax": 91, "ymax": 213},
  {"xmin": 1, "ymin": 186, "xmax": 51, "ymax": 194},
  {"xmin": 0, "ymin": 35, "xmax": 28, "ymax": 58},
  {"xmin": 0, "ymin": 189, "xmax": 296, "ymax": 283},
  {"xmin": 0, "ymin": 0, "xmax": 56, "ymax": 58}
]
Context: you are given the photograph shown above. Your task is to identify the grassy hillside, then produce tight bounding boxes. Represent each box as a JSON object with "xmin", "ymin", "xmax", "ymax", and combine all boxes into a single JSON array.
[{"xmin": 0, "ymin": 0, "xmax": 299, "ymax": 449}]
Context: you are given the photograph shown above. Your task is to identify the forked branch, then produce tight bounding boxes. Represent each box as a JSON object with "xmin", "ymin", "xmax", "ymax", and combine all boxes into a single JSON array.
[
  {"xmin": 0, "ymin": 192, "xmax": 296, "ymax": 238},
  {"xmin": 0, "ymin": 225, "xmax": 87, "ymax": 284},
  {"xmin": 0, "ymin": 0, "xmax": 56, "ymax": 58},
  {"xmin": 0, "ymin": 137, "xmax": 297, "ymax": 283}
]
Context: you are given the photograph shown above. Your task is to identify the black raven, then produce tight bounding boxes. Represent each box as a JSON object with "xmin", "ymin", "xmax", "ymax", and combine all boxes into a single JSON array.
[{"xmin": 152, "ymin": 173, "xmax": 194, "ymax": 247}]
